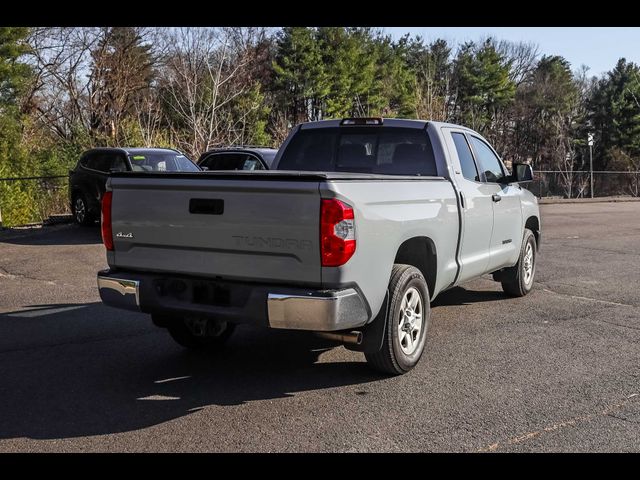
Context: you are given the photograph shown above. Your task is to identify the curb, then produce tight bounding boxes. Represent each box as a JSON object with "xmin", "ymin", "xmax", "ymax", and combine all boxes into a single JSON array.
[{"xmin": 539, "ymin": 197, "xmax": 640, "ymax": 205}]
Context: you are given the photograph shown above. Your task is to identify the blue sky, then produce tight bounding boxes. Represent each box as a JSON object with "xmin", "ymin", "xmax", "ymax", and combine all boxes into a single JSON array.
[{"xmin": 384, "ymin": 27, "xmax": 640, "ymax": 77}]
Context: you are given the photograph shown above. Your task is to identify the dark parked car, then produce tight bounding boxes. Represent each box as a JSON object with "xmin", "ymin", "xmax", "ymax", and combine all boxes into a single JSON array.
[
  {"xmin": 69, "ymin": 147, "xmax": 200, "ymax": 225},
  {"xmin": 197, "ymin": 147, "xmax": 278, "ymax": 171}
]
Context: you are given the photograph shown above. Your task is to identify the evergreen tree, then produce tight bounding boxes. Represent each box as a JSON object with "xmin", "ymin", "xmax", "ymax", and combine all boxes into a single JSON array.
[
  {"xmin": 514, "ymin": 55, "xmax": 580, "ymax": 169},
  {"xmin": 407, "ymin": 37, "xmax": 453, "ymax": 121},
  {"xmin": 588, "ymin": 58, "xmax": 640, "ymax": 170},
  {"xmin": 272, "ymin": 27, "xmax": 328, "ymax": 123},
  {"xmin": 453, "ymin": 39, "xmax": 516, "ymax": 133},
  {"xmin": 373, "ymin": 33, "xmax": 417, "ymax": 118},
  {"xmin": 0, "ymin": 27, "xmax": 37, "ymax": 225}
]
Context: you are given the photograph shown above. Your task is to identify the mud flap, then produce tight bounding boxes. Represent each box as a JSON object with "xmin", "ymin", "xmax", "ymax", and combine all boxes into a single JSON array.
[{"xmin": 345, "ymin": 290, "xmax": 389, "ymax": 354}]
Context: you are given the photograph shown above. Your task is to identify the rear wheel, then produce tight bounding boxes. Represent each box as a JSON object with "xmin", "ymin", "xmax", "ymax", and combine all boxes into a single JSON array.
[
  {"xmin": 73, "ymin": 194, "xmax": 95, "ymax": 226},
  {"xmin": 365, "ymin": 264, "xmax": 430, "ymax": 375},
  {"xmin": 164, "ymin": 316, "xmax": 235, "ymax": 350}
]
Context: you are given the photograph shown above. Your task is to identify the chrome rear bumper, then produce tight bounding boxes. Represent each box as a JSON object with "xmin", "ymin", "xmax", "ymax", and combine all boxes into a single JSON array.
[
  {"xmin": 97, "ymin": 275, "xmax": 140, "ymax": 311},
  {"xmin": 267, "ymin": 289, "xmax": 368, "ymax": 331},
  {"xmin": 96, "ymin": 270, "xmax": 369, "ymax": 331}
]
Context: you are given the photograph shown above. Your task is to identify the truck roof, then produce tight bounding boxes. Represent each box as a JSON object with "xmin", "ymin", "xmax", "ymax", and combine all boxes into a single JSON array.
[
  {"xmin": 298, "ymin": 118, "xmax": 476, "ymax": 133},
  {"xmin": 84, "ymin": 147, "xmax": 182, "ymax": 155}
]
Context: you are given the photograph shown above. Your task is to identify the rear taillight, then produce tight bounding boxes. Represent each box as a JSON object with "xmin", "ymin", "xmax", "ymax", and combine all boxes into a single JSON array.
[
  {"xmin": 321, "ymin": 199, "xmax": 356, "ymax": 267},
  {"xmin": 101, "ymin": 191, "xmax": 113, "ymax": 251}
]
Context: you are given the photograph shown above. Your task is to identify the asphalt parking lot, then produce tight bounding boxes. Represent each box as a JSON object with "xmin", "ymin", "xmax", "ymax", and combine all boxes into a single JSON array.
[{"xmin": 0, "ymin": 201, "xmax": 638, "ymax": 452}]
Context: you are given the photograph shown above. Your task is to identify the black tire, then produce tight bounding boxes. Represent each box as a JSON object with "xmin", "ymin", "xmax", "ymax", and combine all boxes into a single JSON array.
[
  {"xmin": 72, "ymin": 193, "xmax": 95, "ymax": 226},
  {"xmin": 166, "ymin": 316, "xmax": 235, "ymax": 350},
  {"xmin": 365, "ymin": 264, "xmax": 431, "ymax": 375},
  {"xmin": 501, "ymin": 228, "xmax": 537, "ymax": 297}
]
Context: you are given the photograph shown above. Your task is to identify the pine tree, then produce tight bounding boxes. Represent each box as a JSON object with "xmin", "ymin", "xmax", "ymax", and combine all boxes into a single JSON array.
[
  {"xmin": 588, "ymin": 58, "xmax": 640, "ymax": 170},
  {"xmin": 272, "ymin": 27, "xmax": 329, "ymax": 123},
  {"xmin": 453, "ymin": 39, "xmax": 515, "ymax": 133},
  {"xmin": 0, "ymin": 27, "xmax": 31, "ymax": 110},
  {"xmin": 0, "ymin": 27, "xmax": 37, "ymax": 226}
]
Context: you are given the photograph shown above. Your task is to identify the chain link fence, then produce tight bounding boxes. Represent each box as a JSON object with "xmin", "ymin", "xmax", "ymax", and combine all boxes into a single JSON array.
[
  {"xmin": 0, "ymin": 175, "xmax": 70, "ymax": 228},
  {"xmin": 531, "ymin": 171, "xmax": 640, "ymax": 199},
  {"xmin": 1, "ymin": 170, "xmax": 639, "ymax": 228}
]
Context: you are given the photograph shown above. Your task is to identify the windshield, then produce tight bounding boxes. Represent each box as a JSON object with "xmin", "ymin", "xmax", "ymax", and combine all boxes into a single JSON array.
[
  {"xmin": 128, "ymin": 152, "xmax": 200, "ymax": 172},
  {"xmin": 277, "ymin": 127, "xmax": 438, "ymax": 176}
]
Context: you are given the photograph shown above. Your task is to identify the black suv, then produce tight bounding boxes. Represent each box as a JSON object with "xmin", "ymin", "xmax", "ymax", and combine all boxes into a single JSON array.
[
  {"xmin": 69, "ymin": 147, "xmax": 200, "ymax": 225},
  {"xmin": 197, "ymin": 147, "xmax": 278, "ymax": 171}
]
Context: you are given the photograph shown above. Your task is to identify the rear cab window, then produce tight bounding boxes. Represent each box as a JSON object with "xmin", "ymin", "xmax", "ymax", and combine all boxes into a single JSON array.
[
  {"xmin": 201, "ymin": 153, "xmax": 265, "ymax": 171},
  {"xmin": 277, "ymin": 127, "xmax": 438, "ymax": 176}
]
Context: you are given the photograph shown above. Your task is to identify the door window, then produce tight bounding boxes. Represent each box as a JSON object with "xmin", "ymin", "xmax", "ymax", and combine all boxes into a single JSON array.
[
  {"xmin": 469, "ymin": 136, "xmax": 506, "ymax": 183},
  {"xmin": 451, "ymin": 132, "xmax": 479, "ymax": 182}
]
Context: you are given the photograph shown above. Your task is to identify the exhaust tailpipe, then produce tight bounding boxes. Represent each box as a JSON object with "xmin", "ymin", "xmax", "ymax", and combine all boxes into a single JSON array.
[{"xmin": 315, "ymin": 331, "xmax": 363, "ymax": 345}]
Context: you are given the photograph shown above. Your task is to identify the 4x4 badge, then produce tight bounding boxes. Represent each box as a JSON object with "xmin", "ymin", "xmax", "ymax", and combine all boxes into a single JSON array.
[{"xmin": 116, "ymin": 232, "xmax": 134, "ymax": 239}]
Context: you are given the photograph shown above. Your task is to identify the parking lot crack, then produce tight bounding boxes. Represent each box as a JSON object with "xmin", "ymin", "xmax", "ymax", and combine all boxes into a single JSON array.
[
  {"xmin": 0, "ymin": 330, "xmax": 161, "ymax": 356},
  {"xmin": 0, "ymin": 265, "xmax": 56, "ymax": 285},
  {"xmin": 606, "ymin": 413, "xmax": 640, "ymax": 425},
  {"xmin": 539, "ymin": 285, "xmax": 636, "ymax": 308},
  {"xmin": 556, "ymin": 243, "xmax": 640, "ymax": 257},
  {"xmin": 478, "ymin": 396, "xmax": 639, "ymax": 452}
]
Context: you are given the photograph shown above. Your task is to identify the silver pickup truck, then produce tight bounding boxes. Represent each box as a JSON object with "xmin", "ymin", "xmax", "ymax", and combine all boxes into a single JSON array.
[{"xmin": 97, "ymin": 118, "xmax": 540, "ymax": 375}]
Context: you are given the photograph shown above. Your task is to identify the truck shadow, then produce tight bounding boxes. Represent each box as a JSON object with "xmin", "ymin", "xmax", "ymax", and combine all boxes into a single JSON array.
[
  {"xmin": 0, "ymin": 302, "xmax": 383, "ymax": 441},
  {"xmin": 0, "ymin": 223, "xmax": 101, "ymax": 246},
  {"xmin": 432, "ymin": 286, "xmax": 508, "ymax": 307}
]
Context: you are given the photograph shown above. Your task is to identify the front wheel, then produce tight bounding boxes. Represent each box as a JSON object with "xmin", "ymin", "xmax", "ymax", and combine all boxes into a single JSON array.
[
  {"xmin": 164, "ymin": 316, "xmax": 235, "ymax": 350},
  {"xmin": 365, "ymin": 264, "xmax": 430, "ymax": 375},
  {"xmin": 500, "ymin": 228, "xmax": 537, "ymax": 297}
]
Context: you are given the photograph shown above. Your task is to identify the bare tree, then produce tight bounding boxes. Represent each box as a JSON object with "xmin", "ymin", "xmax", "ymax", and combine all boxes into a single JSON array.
[
  {"xmin": 497, "ymin": 40, "xmax": 540, "ymax": 86},
  {"xmin": 26, "ymin": 27, "xmax": 158, "ymax": 147},
  {"xmin": 26, "ymin": 27, "xmax": 100, "ymax": 144},
  {"xmin": 157, "ymin": 27, "xmax": 267, "ymax": 158}
]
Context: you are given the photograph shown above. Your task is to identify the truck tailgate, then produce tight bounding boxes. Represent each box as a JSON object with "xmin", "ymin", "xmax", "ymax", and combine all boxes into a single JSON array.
[{"xmin": 108, "ymin": 174, "xmax": 321, "ymax": 285}]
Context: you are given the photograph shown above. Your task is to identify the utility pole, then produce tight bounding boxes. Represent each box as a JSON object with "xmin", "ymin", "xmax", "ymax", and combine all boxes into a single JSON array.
[{"xmin": 588, "ymin": 133, "xmax": 594, "ymax": 198}]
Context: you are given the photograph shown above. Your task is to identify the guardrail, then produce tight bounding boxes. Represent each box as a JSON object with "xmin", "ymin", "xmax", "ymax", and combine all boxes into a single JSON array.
[{"xmin": 0, "ymin": 175, "xmax": 69, "ymax": 228}]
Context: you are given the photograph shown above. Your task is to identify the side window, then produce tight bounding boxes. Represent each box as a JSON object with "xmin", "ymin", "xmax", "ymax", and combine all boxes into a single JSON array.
[
  {"xmin": 109, "ymin": 155, "xmax": 128, "ymax": 172},
  {"xmin": 93, "ymin": 154, "xmax": 112, "ymax": 173},
  {"xmin": 469, "ymin": 136, "xmax": 505, "ymax": 183},
  {"xmin": 84, "ymin": 153, "xmax": 101, "ymax": 171},
  {"xmin": 243, "ymin": 156, "xmax": 264, "ymax": 170},
  {"xmin": 451, "ymin": 132, "xmax": 479, "ymax": 182},
  {"xmin": 201, "ymin": 154, "xmax": 238, "ymax": 170}
]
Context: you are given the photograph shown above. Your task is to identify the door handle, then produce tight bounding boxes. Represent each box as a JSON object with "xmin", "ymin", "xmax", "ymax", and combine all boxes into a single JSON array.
[{"xmin": 492, "ymin": 194, "xmax": 502, "ymax": 202}]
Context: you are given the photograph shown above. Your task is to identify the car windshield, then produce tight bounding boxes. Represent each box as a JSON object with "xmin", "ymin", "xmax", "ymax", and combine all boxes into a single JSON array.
[
  {"xmin": 277, "ymin": 127, "xmax": 438, "ymax": 176},
  {"xmin": 128, "ymin": 152, "xmax": 200, "ymax": 172}
]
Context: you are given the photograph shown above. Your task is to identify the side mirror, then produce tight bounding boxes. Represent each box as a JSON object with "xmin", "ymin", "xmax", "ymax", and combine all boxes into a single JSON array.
[{"xmin": 511, "ymin": 163, "xmax": 533, "ymax": 183}]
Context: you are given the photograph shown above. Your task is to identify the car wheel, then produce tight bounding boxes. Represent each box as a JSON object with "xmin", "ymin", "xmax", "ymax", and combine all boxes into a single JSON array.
[
  {"xmin": 365, "ymin": 264, "xmax": 430, "ymax": 375},
  {"xmin": 165, "ymin": 316, "xmax": 235, "ymax": 350},
  {"xmin": 500, "ymin": 228, "xmax": 537, "ymax": 297},
  {"xmin": 73, "ymin": 194, "xmax": 95, "ymax": 226}
]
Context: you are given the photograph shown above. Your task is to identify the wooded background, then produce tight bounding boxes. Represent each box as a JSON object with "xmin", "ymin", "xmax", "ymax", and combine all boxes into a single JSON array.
[{"xmin": 1, "ymin": 27, "xmax": 639, "ymax": 225}]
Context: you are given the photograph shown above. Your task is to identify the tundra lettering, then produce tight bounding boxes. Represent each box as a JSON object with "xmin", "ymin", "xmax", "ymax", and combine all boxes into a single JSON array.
[{"xmin": 232, "ymin": 235, "xmax": 313, "ymax": 250}]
